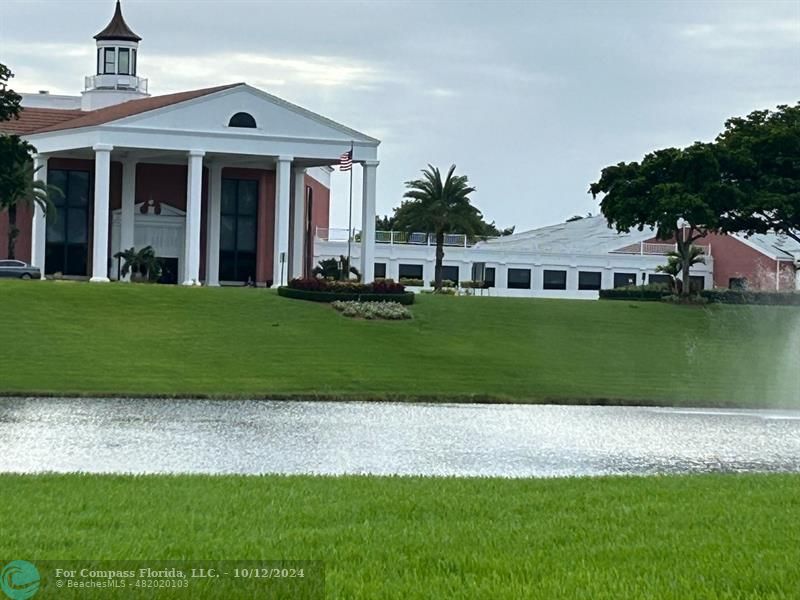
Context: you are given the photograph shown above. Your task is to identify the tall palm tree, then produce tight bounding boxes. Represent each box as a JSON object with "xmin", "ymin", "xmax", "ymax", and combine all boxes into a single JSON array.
[
  {"xmin": 658, "ymin": 246, "xmax": 706, "ymax": 295},
  {"xmin": 397, "ymin": 164, "xmax": 482, "ymax": 291},
  {"xmin": 1, "ymin": 160, "xmax": 61, "ymax": 260}
]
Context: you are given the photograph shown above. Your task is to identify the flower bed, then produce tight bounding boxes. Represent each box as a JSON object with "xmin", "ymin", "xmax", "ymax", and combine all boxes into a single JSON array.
[
  {"xmin": 332, "ymin": 300, "xmax": 412, "ymax": 320},
  {"xmin": 279, "ymin": 278, "xmax": 414, "ymax": 304}
]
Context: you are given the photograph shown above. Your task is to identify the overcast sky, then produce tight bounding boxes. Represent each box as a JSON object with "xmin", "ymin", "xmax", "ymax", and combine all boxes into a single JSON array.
[{"xmin": 2, "ymin": 0, "xmax": 798, "ymax": 232}]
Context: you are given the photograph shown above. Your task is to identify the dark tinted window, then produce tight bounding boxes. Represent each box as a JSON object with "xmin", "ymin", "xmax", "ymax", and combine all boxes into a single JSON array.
[
  {"xmin": 484, "ymin": 267, "xmax": 496, "ymax": 288},
  {"xmin": 45, "ymin": 169, "xmax": 90, "ymax": 276},
  {"xmin": 690, "ymin": 275, "xmax": 705, "ymax": 292},
  {"xmin": 729, "ymin": 277, "xmax": 747, "ymax": 290},
  {"xmin": 219, "ymin": 178, "xmax": 258, "ymax": 283},
  {"xmin": 649, "ymin": 274, "xmax": 672, "ymax": 287},
  {"xmin": 508, "ymin": 268, "xmax": 531, "ymax": 289},
  {"xmin": 374, "ymin": 263, "xmax": 387, "ymax": 278},
  {"xmin": 398, "ymin": 264, "xmax": 423, "ymax": 280},
  {"xmin": 228, "ymin": 112, "xmax": 257, "ymax": 128},
  {"xmin": 578, "ymin": 271, "xmax": 602, "ymax": 290},
  {"xmin": 442, "ymin": 265, "xmax": 459, "ymax": 285},
  {"xmin": 543, "ymin": 269, "xmax": 567, "ymax": 290},
  {"xmin": 614, "ymin": 272, "xmax": 637, "ymax": 288}
]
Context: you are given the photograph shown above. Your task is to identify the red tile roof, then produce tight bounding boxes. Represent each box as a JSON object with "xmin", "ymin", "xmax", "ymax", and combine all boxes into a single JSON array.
[
  {"xmin": 1, "ymin": 83, "xmax": 244, "ymax": 136},
  {"xmin": 0, "ymin": 107, "xmax": 84, "ymax": 135}
]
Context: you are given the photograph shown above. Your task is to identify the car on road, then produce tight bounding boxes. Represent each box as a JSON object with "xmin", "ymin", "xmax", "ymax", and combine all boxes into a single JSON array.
[{"xmin": 0, "ymin": 260, "xmax": 41, "ymax": 279}]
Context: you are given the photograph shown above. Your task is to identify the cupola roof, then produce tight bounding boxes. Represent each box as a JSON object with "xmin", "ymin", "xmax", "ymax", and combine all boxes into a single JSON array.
[{"xmin": 94, "ymin": 1, "xmax": 141, "ymax": 42}]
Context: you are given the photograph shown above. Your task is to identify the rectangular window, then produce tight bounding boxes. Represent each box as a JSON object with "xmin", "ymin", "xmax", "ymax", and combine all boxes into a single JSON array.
[
  {"xmin": 543, "ymin": 269, "xmax": 567, "ymax": 290},
  {"xmin": 690, "ymin": 275, "xmax": 705, "ymax": 292},
  {"xmin": 398, "ymin": 264, "xmax": 423, "ymax": 280},
  {"xmin": 484, "ymin": 267, "xmax": 496, "ymax": 288},
  {"xmin": 97, "ymin": 48, "xmax": 102, "ymax": 75},
  {"xmin": 578, "ymin": 271, "xmax": 602, "ymax": 290},
  {"xmin": 374, "ymin": 262, "xmax": 387, "ymax": 279},
  {"xmin": 131, "ymin": 49, "xmax": 137, "ymax": 75},
  {"xmin": 649, "ymin": 274, "xmax": 672, "ymax": 288},
  {"xmin": 118, "ymin": 48, "xmax": 130, "ymax": 75},
  {"xmin": 219, "ymin": 178, "xmax": 258, "ymax": 283},
  {"xmin": 442, "ymin": 265, "xmax": 459, "ymax": 285},
  {"xmin": 104, "ymin": 47, "xmax": 116, "ymax": 74},
  {"xmin": 614, "ymin": 272, "xmax": 637, "ymax": 288},
  {"xmin": 45, "ymin": 170, "xmax": 90, "ymax": 276},
  {"xmin": 508, "ymin": 268, "xmax": 531, "ymax": 289}
]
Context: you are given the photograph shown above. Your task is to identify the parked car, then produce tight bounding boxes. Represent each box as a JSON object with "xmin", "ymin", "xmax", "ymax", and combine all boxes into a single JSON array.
[{"xmin": 0, "ymin": 260, "xmax": 41, "ymax": 279}]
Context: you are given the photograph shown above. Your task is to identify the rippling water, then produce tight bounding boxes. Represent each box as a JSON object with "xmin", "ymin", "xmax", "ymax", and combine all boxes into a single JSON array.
[{"xmin": 1, "ymin": 398, "xmax": 799, "ymax": 477}]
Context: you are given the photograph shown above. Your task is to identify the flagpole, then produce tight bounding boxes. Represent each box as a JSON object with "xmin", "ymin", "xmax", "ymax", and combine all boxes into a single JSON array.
[{"xmin": 346, "ymin": 140, "xmax": 354, "ymax": 277}]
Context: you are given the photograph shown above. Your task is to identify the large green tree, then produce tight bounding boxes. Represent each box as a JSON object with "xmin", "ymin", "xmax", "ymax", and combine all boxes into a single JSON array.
[
  {"xmin": 0, "ymin": 63, "xmax": 61, "ymax": 260},
  {"xmin": 715, "ymin": 103, "xmax": 800, "ymax": 244},
  {"xmin": 590, "ymin": 143, "xmax": 730, "ymax": 296},
  {"xmin": 396, "ymin": 164, "xmax": 483, "ymax": 290}
]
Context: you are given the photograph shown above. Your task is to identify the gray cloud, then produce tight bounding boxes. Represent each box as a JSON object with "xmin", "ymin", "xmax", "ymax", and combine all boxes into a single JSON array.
[{"xmin": 1, "ymin": 0, "xmax": 798, "ymax": 231}]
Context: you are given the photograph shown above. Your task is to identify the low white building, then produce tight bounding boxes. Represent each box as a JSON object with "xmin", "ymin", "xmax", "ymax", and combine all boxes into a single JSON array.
[{"xmin": 315, "ymin": 216, "xmax": 716, "ymax": 299}]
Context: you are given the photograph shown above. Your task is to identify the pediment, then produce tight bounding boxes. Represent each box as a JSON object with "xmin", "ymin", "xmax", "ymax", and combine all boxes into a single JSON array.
[
  {"xmin": 110, "ymin": 85, "xmax": 378, "ymax": 143},
  {"xmin": 112, "ymin": 201, "xmax": 185, "ymax": 217}
]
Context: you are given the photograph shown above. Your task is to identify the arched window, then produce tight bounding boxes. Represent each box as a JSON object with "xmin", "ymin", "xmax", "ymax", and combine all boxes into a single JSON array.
[{"xmin": 228, "ymin": 112, "xmax": 257, "ymax": 128}]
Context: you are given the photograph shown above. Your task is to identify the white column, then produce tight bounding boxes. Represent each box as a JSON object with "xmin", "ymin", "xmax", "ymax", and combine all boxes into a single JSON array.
[
  {"xmin": 567, "ymin": 265, "xmax": 579, "ymax": 290},
  {"xmin": 90, "ymin": 143, "xmax": 113, "ymax": 282},
  {"xmin": 183, "ymin": 150, "xmax": 205, "ymax": 285},
  {"xmin": 273, "ymin": 156, "xmax": 292, "ymax": 287},
  {"xmin": 205, "ymin": 162, "xmax": 222, "ymax": 286},
  {"xmin": 119, "ymin": 159, "xmax": 136, "ymax": 281},
  {"xmin": 290, "ymin": 167, "xmax": 307, "ymax": 279},
  {"xmin": 30, "ymin": 154, "xmax": 48, "ymax": 277},
  {"xmin": 360, "ymin": 160, "xmax": 378, "ymax": 283}
]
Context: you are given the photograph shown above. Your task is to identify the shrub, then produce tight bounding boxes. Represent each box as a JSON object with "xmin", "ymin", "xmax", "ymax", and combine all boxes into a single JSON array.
[
  {"xmin": 461, "ymin": 280, "xmax": 488, "ymax": 289},
  {"xmin": 287, "ymin": 278, "xmax": 406, "ymax": 295},
  {"xmin": 399, "ymin": 278, "xmax": 424, "ymax": 287},
  {"xmin": 278, "ymin": 286, "xmax": 415, "ymax": 305},
  {"xmin": 599, "ymin": 287, "xmax": 669, "ymax": 301},
  {"xmin": 429, "ymin": 279, "xmax": 456, "ymax": 288},
  {"xmin": 332, "ymin": 301, "xmax": 412, "ymax": 320},
  {"xmin": 662, "ymin": 294, "xmax": 708, "ymax": 305},
  {"xmin": 701, "ymin": 289, "xmax": 800, "ymax": 306}
]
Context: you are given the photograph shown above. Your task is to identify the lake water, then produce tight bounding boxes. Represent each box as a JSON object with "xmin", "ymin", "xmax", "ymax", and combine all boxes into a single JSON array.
[{"xmin": 1, "ymin": 398, "xmax": 799, "ymax": 477}]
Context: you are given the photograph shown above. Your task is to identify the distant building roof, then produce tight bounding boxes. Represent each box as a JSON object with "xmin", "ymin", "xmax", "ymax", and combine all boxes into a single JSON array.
[
  {"xmin": 476, "ymin": 215, "xmax": 656, "ymax": 255},
  {"xmin": 94, "ymin": 0, "xmax": 141, "ymax": 42},
  {"xmin": 0, "ymin": 107, "xmax": 84, "ymax": 135},
  {"xmin": 739, "ymin": 232, "xmax": 800, "ymax": 260}
]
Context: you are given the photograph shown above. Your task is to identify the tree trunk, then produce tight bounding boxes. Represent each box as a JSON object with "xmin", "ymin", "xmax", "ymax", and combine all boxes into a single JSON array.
[
  {"xmin": 7, "ymin": 204, "xmax": 18, "ymax": 260},
  {"xmin": 434, "ymin": 230, "xmax": 445, "ymax": 291},
  {"xmin": 677, "ymin": 236, "xmax": 692, "ymax": 296}
]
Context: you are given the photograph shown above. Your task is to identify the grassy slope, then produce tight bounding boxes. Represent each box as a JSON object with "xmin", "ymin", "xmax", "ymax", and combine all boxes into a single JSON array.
[
  {"xmin": 0, "ymin": 280, "xmax": 797, "ymax": 405},
  {"xmin": 1, "ymin": 473, "xmax": 798, "ymax": 599}
]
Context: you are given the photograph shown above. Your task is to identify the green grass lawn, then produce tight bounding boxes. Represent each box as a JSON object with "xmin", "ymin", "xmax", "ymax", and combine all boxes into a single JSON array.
[
  {"xmin": 0, "ymin": 473, "xmax": 797, "ymax": 599},
  {"xmin": 0, "ymin": 280, "xmax": 798, "ymax": 406}
]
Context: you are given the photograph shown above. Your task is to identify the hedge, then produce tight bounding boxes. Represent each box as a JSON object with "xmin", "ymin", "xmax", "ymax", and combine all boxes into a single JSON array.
[
  {"xmin": 701, "ymin": 289, "xmax": 800, "ymax": 306},
  {"xmin": 599, "ymin": 288, "xmax": 669, "ymax": 301},
  {"xmin": 278, "ymin": 286, "xmax": 415, "ymax": 305}
]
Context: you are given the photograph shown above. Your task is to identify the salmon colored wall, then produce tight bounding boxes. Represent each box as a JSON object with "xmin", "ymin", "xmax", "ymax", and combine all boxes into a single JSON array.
[
  {"xmin": 0, "ymin": 205, "xmax": 32, "ymax": 262},
  {"xmin": 306, "ymin": 174, "xmax": 330, "ymax": 234},
  {"xmin": 645, "ymin": 231, "xmax": 795, "ymax": 291}
]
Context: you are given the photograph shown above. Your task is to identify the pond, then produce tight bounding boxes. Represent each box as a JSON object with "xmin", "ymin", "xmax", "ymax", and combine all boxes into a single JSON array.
[{"xmin": 1, "ymin": 398, "xmax": 799, "ymax": 477}]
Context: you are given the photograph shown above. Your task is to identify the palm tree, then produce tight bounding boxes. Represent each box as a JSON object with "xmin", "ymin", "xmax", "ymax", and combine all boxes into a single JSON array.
[
  {"xmin": 397, "ymin": 164, "xmax": 482, "ymax": 291},
  {"xmin": 0, "ymin": 139, "xmax": 62, "ymax": 259},
  {"xmin": 658, "ymin": 246, "xmax": 706, "ymax": 295},
  {"xmin": 113, "ymin": 245, "xmax": 161, "ymax": 281}
]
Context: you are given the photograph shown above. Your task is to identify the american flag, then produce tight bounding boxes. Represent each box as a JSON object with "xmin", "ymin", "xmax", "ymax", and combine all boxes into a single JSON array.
[{"xmin": 339, "ymin": 149, "xmax": 352, "ymax": 172}]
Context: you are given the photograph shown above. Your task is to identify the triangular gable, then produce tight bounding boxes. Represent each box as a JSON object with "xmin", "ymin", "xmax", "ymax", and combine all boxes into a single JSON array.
[
  {"xmin": 110, "ymin": 84, "xmax": 378, "ymax": 143},
  {"xmin": 112, "ymin": 202, "xmax": 186, "ymax": 217}
]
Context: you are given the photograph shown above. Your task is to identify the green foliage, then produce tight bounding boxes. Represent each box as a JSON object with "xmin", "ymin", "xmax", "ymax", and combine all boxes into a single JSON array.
[
  {"xmin": 0, "ymin": 63, "xmax": 22, "ymax": 123},
  {"xmin": 656, "ymin": 247, "xmax": 706, "ymax": 293},
  {"xmin": 701, "ymin": 289, "xmax": 800, "ymax": 305},
  {"xmin": 716, "ymin": 103, "xmax": 800, "ymax": 244},
  {"xmin": 312, "ymin": 255, "xmax": 360, "ymax": 281},
  {"xmin": 399, "ymin": 277, "xmax": 424, "ymax": 287},
  {"xmin": 1, "ymin": 473, "xmax": 799, "ymax": 599},
  {"xmin": 113, "ymin": 246, "xmax": 161, "ymax": 281},
  {"xmin": 0, "ymin": 136, "xmax": 63, "ymax": 259},
  {"xmin": 332, "ymin": 300, "xmax": 412, "ymax": 320},
  {"xmin": 278, "ymin": 286, "xmax": 415, "ymax": 305},
  {"xmin": 397, "ymin": 164, "xmax": 482, "ymax": 290},
  {"xmin": 599, "ymin": 287, "xmax": 670, "ymax": 301},
  {"xmin": 429, "ymin": 279, "xmax": 456, "ymax": 287}
]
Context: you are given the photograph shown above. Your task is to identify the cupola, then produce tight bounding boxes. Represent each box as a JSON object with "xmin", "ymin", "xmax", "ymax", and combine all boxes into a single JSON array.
[{"xmin": 82, "ymin": 0, "xmax": 149, "ymax": 110}]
